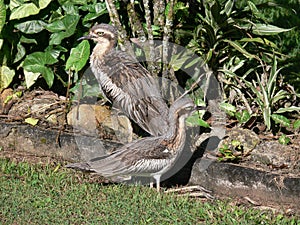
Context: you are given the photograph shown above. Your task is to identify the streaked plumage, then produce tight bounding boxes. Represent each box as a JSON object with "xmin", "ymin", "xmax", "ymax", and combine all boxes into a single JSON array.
[
  {"xmin": 66, "ymin": 97, "xmax": 201, "ymax": 191},
  {"xmin": 79, "ymin": 23, "xmax": 169, "ymax": 136}
]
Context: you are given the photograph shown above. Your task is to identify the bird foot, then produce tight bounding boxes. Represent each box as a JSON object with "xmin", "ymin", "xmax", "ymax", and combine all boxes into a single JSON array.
[{"xmin": 164, "ymin": 185, "xmax": 214, "ymax": 199}]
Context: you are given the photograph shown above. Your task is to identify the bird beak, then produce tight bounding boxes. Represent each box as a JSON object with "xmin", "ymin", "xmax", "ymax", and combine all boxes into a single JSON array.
[
  {"xmin": 196, "ymin": 105, "xmax": 206, "ymax": 111},
  {"xmin": 77, "ymin": 34, "xmax": 93, "ymax": 41}
]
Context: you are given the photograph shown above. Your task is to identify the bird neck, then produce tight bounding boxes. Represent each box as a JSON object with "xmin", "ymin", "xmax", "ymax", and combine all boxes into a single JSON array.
[
  {"xmin": 163, "ymin": 116, "xmax": 187, "ymax": 151},
  {"xmin": 91, "ymin": 41, "xmax": 115, "ymax": 61}
]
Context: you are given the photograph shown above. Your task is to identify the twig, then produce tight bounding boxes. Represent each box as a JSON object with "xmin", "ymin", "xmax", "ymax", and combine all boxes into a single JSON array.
[
  {"xmin": 127, "ymin": 0, "xmax": 145, "ymax": 38},
  {"xmin": 142, "ymin": 0, "xmax": 156, "ymax": 76},
  {"xmin": 153, "ymin": 0, "xmax": 165, "ymax": 27},
  {"xmin": 162, "ymin": 0, "xmax": 176, "ymax": 82},
  {"xmin": 105, "ymin": 0, "xmax": 135, "ymax": 56}
]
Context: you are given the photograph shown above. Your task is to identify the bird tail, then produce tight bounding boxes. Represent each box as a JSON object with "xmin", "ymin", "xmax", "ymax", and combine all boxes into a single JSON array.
[{"xmin": 65, "ymin": 162, "xmax": 93, "ymax": 172}]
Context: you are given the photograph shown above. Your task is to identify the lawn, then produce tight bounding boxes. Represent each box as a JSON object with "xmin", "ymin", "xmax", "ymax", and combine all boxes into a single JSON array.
[{"xmin": 0, "ymin": 158, "xmax": 298, "ymax": 224}]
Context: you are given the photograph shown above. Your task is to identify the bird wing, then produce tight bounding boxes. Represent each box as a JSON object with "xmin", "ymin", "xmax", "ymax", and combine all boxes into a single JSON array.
[
  {"xmin": 67, "ymin": 137, "xmax": 174, "ymax": 177},
  {"xmin": 100, "ymin": 51, "xmax": 169, "ymax": 136}
]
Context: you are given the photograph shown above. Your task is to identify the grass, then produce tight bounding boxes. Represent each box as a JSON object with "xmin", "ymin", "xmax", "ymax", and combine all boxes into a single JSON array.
[{"xmin": 0, "ymin": 158, "xmax": 299, "ymax": 224}]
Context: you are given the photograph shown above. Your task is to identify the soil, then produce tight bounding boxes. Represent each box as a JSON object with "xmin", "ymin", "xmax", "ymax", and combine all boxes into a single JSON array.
[{"xmin": 0, "ymin": 88, "xmax": 299, "ymax": 215}]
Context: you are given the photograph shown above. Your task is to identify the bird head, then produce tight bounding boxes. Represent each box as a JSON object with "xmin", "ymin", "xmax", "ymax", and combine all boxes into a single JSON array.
[
  {"xmin": 78, "ymin": 23, "xmax": 118, "ymax": 47},
  {"xmin": 169, "ymin": 97, "xmax": 201, "ymax": 122}
]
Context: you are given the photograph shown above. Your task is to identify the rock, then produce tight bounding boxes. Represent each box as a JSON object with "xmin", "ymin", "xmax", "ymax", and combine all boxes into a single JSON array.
[
  {"xmin": 67, "ymin": 104, "xmax": 133, "ymax": 143},
  {"xmin": 219, "ymin": 127, "xmax": 260, "ymax": 156},
  {"xmin": 251, "ymin": 141, "xmax": 299, "ymax": 171}
]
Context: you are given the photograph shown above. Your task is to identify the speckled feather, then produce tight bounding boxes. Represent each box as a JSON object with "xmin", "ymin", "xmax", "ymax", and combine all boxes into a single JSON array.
[
  {"xmin": 87, "ymin": 24, "xmax": 169, "ymax": 136},
  {"xmin": 66, "ymin": 97, "xmax": 198, "ymax": 189}
]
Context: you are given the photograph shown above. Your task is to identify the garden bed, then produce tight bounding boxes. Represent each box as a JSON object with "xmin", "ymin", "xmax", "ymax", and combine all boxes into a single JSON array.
[{"xmin": 0, "ymin": 121, "xmax": 299, "ymax": 214}]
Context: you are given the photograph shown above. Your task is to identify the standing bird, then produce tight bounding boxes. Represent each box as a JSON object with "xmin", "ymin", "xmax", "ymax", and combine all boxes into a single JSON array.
[
  {"xmin": 78, "ymin": 23, "xmax": 169, "ymax": 136},
  {"xmin": 66, "ymin": 97, "xmax": 201, "ymax": 192}
]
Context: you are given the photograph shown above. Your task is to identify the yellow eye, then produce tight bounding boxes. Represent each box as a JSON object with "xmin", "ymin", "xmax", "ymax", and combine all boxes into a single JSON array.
[{"xmin": 97, "ymin": 31, "xmax": 104, "ymax": 36}]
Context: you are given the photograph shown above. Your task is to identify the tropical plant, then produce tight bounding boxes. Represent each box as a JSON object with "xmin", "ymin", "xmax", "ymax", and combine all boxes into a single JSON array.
[
  {"xmin": 221, "ymin": 56, "xmax": 300, "ymax": 131},
  {"xmin": 0, "ymin": 0, "xmax": 109, "ymax": 93}
]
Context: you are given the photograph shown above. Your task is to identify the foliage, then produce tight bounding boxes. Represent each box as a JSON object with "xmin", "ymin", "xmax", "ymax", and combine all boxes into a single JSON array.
[
  {"xmin": 0, "ymin": 0, "xmax": 109, "ymax": 93},
  {"xmin": 221, "ymin": 56, "xmax": 300, "ymax": 131},
  {"xmin": 1, "ymin": 158, "xmax": 299, "ymax": 224},
  {"xmin": 186, "ymin": 0, "xmax": 299, "ymax": 133}
]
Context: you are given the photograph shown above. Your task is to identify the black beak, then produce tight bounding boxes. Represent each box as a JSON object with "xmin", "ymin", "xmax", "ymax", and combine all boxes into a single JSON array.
[
  {"xmin": 196, "ymin": 105, "xmax": 206, "ymax": 111},
  {"xmin": 77, "ymin": 34, "xmax": 93, "ymax": 41}
]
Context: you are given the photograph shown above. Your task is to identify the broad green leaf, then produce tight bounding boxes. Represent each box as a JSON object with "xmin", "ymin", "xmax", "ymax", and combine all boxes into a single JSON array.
[
  {"xmin": 293, "ymin": 120, "xmax": 300, "ymax": 129},
  {"xmin": 48, "ymin": 15, "xmax": 80, "ymax": 45},
  {"xmin": 186, "ymin": 114, "xmax": 210, "ymax": 128},
  {"xmin": 271, "ymin": 114, "xmax": 290, "ymax": 127},
  {"xmin": 220, "ymin": 102, "xmax": 236, "ymax": 113},
  {"xmin": 22, "ymin": 51, "xmax": 57, "ymax": 88},
  {"xmin": 23, "ymin": 52, "xmax": 58, "ymax": 67},
  {"xmin": 242, "ymin": 24, "xmax": 292, "ymax": 36},
  {"xmin": 81, "ymin": 2, "xmax": 107, "ymax": 23},
  {"xmin": 10, "ymin": 0, "xmax": 51, "ymax": 20},
  {"xmin": 20, "ymin": 36, "xmax": 38, "ymax": 45},
  {"xmin": 15, "ymin": 20, "xmax": 47, "ymax": 34},
  {"xmin": 41, "ymin": 66, "xmax": 54, "ymax": 88},
  {"xmin": 66, "ymin": 40, "xmax": 90, "ymax": 72},
  {"xmin": 24, "ymin": 69, "xmax": 41, "ymax": 88},
  {"xmin": 13, "ymin": 42, "xmax": 26, "ymax": 63},
  {"xmin": 25, "ymin": 117, "xmax": 39, "ymax": 126},
  {"xmin": 275, "ymin": 106, "xmax": 300, "ymax": 114},
  {"xmin": 224, "ymin": 40, "xmax": 258, "ymax": 60},
  {"xmin": 0, "ymin": 66, "xmax": 15, "ymax": 92},
  {"xmin": 235, "ymin": 110, "xmax": 251, "ymax": 123},
  {"xmin": 0, "ymin": 0, "xmax": 6, "ymax": 33}
]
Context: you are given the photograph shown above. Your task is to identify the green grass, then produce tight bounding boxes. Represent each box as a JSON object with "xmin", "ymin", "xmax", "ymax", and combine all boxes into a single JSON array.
[{"xmin": 0, "ymin": 158, "xmax": 299, "ymax": 224}]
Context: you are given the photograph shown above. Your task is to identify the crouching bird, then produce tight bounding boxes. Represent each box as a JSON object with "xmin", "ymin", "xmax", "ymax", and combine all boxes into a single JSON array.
[
  {"xmin": 66, "ymin": 97, "xmax": 203, "ymax": 192},
  {"xmin": 78, "ymin": 23, "xmax": 169, "ymax": 136}
]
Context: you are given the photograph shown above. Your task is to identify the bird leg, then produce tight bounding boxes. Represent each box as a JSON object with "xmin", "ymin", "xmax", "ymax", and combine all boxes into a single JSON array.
[{"xmin": 152, "ymin": 174, "xmax": 161, "ymax": 192}]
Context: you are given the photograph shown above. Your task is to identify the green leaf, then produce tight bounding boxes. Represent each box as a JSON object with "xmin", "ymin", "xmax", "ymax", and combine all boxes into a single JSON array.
[
  {"xmin": 0, "ymin": 0, "xmax": 6, "ymax": 33},
  {"xmin": 240, "ymin": 37, "xmax": 277, "ymax": 48},
  {"xmin": 22, "ymin": 51, "xmax": 57, "ymax": 88},
  {"xmin": 66, "ymin": 40, "xmax": 90, "ymax": 72},
  {"xmin": 235, "ymin": 110, "xmax": 251, "ymax": 123},
  {"xmin": 278, "ymin": 134, "xmax": 290, "ymax": 145},
  {"xmin": 293, "ymin": 120, "xmax": 300, "ymax": 129},
  {"xmin": 274, "ymin": 106, "xmax": 300, "ymax": 114},
  {"xmin": 25, "ymin": 117, "xmax": 39, "ymax": 126},
  {"xmin": 10, "ymin": 0, "xmax": 51, "ymax": 20},
  {"xmin": 81, "ymin": 2, "xmax": 107, "ymax": 23},
  {"xmin": 220, "ymin": 102, "xmax": 236, "ymax": 113},
  {"xmin": 13, "ymin": 42, "xmax": 26, "ymax": 63},
  {"xmin": 15, "ymin": 20, "xmax": 47, "ymax": 34},
  {"xmin": 242, "ymin": 24, "xmax": 292, "ymax": 36},
  {"xmin": 222, "ymin": 0, "xmax": 234, "ymax": 17},
  {"xmin": 271, "ymin": 114, "xmax": 290, "ymax": 127},
  {"xmin": 224, "ymin": 40, "xmax": 258, "ymax": 60},
  {"xmin": 0, "ymin": 66, "xmax": 15, "ymax": 92},
  {"xmin": 186, "ymin": 113, "xmax": 210, "ymax": 128},
  {"xmin": 263, "ymin": 106, "xmax": 271, "ymax": 130},
  {"xmin": 23, "ymin": 70, "xmax": 41, "ymax": 89},
  {"xmin": 23, "ymin": 52, "xmax": 58, "ymax": 67},
  {"xmin": 48, "ymin": 14, "xmax": 80, "ymax": 45},
  {"xmin": 247, "ymin": 1, "xmax": 259, "ymax": 17}
]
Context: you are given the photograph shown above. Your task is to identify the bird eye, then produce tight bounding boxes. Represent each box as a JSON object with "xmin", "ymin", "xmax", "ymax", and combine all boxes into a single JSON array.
[{"xmin": 97, "ymin": 31, "xmax": 104, "ymax": 36}]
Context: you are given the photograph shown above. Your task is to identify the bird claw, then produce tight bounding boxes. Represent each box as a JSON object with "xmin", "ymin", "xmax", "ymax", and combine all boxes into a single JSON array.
[{"xmin": 164, "ymin": 185, "xmax": 214, "ymax": 199}]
